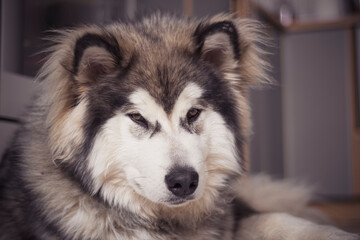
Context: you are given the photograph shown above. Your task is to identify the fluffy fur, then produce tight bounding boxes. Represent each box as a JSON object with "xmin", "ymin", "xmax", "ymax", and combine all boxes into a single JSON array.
[{"xmin": 0, "ymin": 14, "xmax": 358, "ymax": 240}]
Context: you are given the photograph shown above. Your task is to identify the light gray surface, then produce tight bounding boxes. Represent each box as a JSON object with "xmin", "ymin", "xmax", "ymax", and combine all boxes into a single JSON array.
[
  {"xmin": 282, "ymin": 29, "xmax": 352, "ymax": 196},
  {"xmin": 250, "ymin": 30, "xmax": 284, "ymax": 178},
  {"xmin": 0, "ymin": 72, "xmax": 36, "ymax": 119}
]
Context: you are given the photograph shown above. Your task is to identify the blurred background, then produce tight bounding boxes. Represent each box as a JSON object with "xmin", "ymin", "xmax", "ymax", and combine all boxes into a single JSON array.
[{"xmin": 0, "ymin": 0, "xmax": 359, "ymax": 232}]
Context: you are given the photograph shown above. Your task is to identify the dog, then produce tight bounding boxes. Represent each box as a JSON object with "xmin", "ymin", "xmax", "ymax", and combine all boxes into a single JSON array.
[{"xmin": 0, "ymin": 14, "xmax": 359, "ymax": 240}]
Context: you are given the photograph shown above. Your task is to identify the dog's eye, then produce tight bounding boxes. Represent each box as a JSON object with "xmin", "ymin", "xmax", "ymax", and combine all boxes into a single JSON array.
[
  {"xmin": 128, "ymin": 113, "xmax": 148, "ymax": 128},
  {"xmin": 186, "ymin": 108, "xmax": 201, "ymax": 124}
]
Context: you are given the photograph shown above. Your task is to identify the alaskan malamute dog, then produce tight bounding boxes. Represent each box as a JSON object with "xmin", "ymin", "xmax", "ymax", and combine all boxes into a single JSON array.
[{"xmin": 0, "ymin": 14, "xmax": 358, "ymax": 240}]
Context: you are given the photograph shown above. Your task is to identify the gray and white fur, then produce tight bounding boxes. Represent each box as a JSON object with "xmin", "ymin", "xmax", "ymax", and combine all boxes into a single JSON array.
[{"xmin": 0, "ymin": 14, "xmax": 358, "ymax": 240}]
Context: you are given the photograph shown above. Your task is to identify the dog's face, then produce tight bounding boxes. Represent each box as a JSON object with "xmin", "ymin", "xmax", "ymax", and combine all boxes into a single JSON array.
[
  {"xmin": 90, "ymin": 82, "xmax": 239, "ymax": 206},
  {"xmin": 83, "ymin": 50, "xmax": 241, "ymax": 206},
  {"xmin": 45, "ymin": 15, "xmax": 268, "ymax": 209}
]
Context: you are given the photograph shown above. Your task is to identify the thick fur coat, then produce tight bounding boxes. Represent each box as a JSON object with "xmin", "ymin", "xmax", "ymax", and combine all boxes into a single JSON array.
[{"xmin": 0, "ymin": 14, "xmax": 359, "ymax": 240}]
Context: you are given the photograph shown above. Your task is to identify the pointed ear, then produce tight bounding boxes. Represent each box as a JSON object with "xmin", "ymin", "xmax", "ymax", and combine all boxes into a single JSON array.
[
  {"xmin": 72, "ymin": 33, "xmax": 121, "ymax": 84},
  {"xmin": 194, "ymin": 21, "xmax": 244, "ymax": 72},
  {"xmin": 194, "ymin": 19, "xmax": 270, "ymax": 87}
]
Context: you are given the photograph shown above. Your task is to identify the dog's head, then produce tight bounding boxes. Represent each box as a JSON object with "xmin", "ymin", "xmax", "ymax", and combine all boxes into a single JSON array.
[{"xmin": 42, "ymin": 15, "xmax": 269, "ymax": 211}]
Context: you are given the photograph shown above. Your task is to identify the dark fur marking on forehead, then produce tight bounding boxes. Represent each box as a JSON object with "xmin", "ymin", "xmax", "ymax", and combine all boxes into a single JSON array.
[
  {"xmin": 138, "ymin": 26, "xmax": 164, "ymax": 43},
  {"xmin": 194, "ymin": 21, "xmax": 240, "ymax": 60},
  {"xmin": 72, "ymin": 33, "xmax": 121, "ymax": 75},
  {"xmin": 154, "ymin": 64, "xmax": 188, "ymax": 114}
]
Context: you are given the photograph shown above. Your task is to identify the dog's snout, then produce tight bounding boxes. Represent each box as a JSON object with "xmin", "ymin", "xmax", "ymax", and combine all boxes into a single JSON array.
[{"xmin": 165, "ymin": 167, "xmax": 199, "ymax": 198}]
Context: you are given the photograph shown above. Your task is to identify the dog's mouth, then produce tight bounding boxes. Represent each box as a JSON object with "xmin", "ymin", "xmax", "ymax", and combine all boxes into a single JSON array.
[{"xmin": 164, "ymin": 195, "xmax": 195, "ymax": 206}]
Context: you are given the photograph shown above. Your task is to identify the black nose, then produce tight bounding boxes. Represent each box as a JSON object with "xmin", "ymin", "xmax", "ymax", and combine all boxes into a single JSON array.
[{"xmin": 165, "ymin": 167, "xmax": 199, "ymax": 198}]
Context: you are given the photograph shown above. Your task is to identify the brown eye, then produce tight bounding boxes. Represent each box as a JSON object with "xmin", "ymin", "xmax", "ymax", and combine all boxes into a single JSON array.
[
  {"xmin": 186, "ymin": 108, "xmax": 201, "ymax": 123},
  {"xmin": 128, "ymin": 113, "xmax": 148, "ymax": 128}
]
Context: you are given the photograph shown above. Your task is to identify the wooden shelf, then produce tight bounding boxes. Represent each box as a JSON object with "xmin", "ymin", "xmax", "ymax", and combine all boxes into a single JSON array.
[
  {"xmin": 288, "ymin": 14, "xmax": 360, "ymax": 32},
  {"xmin": 310, "ymin": 199, "xmax": 360, "ymax": 233},
  {"xmin": 255, "ymin": 4, "xmax": 360, "ymax": 33}
]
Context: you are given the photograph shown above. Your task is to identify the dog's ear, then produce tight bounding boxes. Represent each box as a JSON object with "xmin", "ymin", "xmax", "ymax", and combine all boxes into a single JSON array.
[
  {"xmin": 72, "ymin": 33, "xmax": 121, "ymax": 84},
  {"xmin": 194, "ymin": 21, "xmax": 242, "ymax": 71},
  {"xmin": 194, "ymin": 19, "xmax": 270, "ymax": 87}
]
